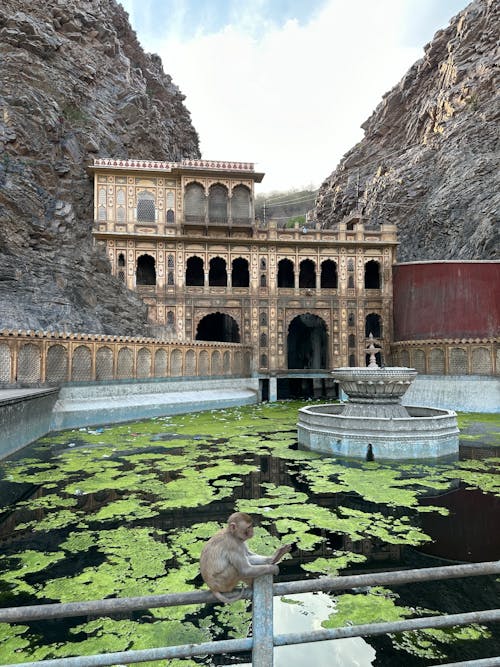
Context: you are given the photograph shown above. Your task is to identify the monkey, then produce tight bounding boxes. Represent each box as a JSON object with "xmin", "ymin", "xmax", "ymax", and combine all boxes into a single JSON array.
[{"xmin": 199, "ymin": 511, "xmax": 291, "ymax": 604}]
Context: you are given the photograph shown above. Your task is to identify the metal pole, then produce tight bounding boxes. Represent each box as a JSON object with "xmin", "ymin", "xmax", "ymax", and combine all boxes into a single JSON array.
[{"xmin": 252, "ymin": 574, "xmax": 274, "ymax": 666}]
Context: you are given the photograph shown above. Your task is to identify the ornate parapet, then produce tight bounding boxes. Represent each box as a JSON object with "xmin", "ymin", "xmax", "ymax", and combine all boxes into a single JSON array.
[
  {"xmin": 391, "ymin": 338, "xmax": 499, "ymax": 376},
  {"xmin": 0, "ymin": 330, "xmax": 253, "ymax": 387}
]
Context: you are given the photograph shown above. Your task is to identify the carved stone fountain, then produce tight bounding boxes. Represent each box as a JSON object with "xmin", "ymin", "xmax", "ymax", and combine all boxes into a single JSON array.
[{"xmin": 297, "ymin": 335, "xmax": 459, "ymax": 460}]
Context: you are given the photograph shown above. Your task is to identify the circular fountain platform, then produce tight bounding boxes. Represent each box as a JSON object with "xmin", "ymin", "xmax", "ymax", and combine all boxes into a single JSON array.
[{"xmin": 298, "ymin": 366, "xmax": 459, "ymax": 460}]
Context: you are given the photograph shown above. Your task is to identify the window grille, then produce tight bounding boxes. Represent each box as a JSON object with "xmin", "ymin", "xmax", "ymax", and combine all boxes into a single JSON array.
[
  {"xmin": 137, "ymin": 348, "xmax": 152, "ymax": 378},
  {"xmin": 168, "ymin": 254, "xmax": 174, "ymax": 268},
  {"xmin": 46, "ymin": 345, "xmax": 68, "ymax": 384},
  {"xmin": 117, "ymin": 189, "xmax": 126, "ymax": 205},
  {"xmin": 137, "ymin": 192, "xmax": 156, "ymax": 223},
  {"xmin": 0, "ymin": 344, "xmax": 11, "ymax": 382},
  {"xmin": 71, "ymin": 345, "xmax": 92, "ymax": 382},
  {"xmin": 18, "ymin": 343, "xmax": 41, "ymax": 384},
  {"xmin": 232, "ymin": 185, "xmax": 251, "ymax": 223},
  {"xmin": 117, "ymin": 206, "xmax": 126, "ymax": 222},
  {"xmin": 184, "ymin": 183, "xmax": 205, "ymax": 222},
  {"xmin": 209, "ymin": 184, "xmax": 228, "ymax": 223},
  {"xmin": 96, "ymin": 347, "xmax": 113, "ymax": 381},
  {"xmin": 154, "ymin": 349, "xmax": 168, "ymax": 376},
  {"xmin": 472, "ymin": 347, "xmax": 492, "ymax": 374}
]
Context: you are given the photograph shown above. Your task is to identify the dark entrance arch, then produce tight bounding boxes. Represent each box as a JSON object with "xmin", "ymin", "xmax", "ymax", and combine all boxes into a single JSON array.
[
  {"xmin": 136, "ymin": 254, "xmax": 156, "ymax": 285},
  {"xmin": 196, "ymin": 312, "xmax": 240, "ymax": 343},
  {"xmin": 287, "ymin": 314, "xmax": 328, "ymax": 369}
]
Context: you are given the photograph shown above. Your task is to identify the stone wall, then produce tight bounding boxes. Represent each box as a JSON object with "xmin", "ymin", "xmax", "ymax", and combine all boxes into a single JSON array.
[{"xmin": 0, "ymin": 330, "xmax": 252, "ymax": 386}]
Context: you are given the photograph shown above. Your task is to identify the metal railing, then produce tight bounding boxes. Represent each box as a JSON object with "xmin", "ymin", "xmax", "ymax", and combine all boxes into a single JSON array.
[{"xmin": 1, "ymin": 561, "xmax": 499, "ymax": 667}]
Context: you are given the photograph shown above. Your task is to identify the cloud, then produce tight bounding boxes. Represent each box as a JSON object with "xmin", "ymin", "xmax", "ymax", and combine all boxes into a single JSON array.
[{"xmin": 120, "ymin": 0, "xmax": 468, "ymax": 192}]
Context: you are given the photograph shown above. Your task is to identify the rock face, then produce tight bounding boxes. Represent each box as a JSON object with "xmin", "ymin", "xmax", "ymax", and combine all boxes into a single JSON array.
[
  {"xmin": 0, "ymin": 0, "xmax": 200, "ymax": 334},
  {"xmin": 314, "ymin": 0, "xmax": 499, "ymax": 261}
]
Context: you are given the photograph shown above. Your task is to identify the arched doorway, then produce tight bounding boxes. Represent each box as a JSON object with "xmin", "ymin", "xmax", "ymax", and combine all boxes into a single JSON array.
[
  {"xmin": 285, "ymin": 313, "xmax": 328, "ymax": 399},
  {"xmin": 287, "ymin": 314, "xmax": 328, "ymax": 369},
  {"xmin": 196, "ymin": 312, "xmax": 240, "ymax": 343},
  {"xmin": 136, "ymin": 254, "xmax": 156, "ymax": 285},
  {"xmin": 209, "ymin": 257, "xmax": 227, "ymax": 286}
]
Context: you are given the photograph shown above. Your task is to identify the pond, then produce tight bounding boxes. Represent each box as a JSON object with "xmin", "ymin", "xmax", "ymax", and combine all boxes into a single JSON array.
[{"xmin": 0, "ymin": 401, "xmax": 499, "ymax": 666}]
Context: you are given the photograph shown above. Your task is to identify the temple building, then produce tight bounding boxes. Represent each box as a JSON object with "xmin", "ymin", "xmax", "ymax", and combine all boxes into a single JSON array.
[{"xmin": 89, "ymin": 157, "xmax": 398, "ymax": 397}]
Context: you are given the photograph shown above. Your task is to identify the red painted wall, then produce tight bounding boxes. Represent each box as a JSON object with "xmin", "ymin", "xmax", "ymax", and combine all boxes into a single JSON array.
[{"xmin": 393, "ymin": 262, "xmax": 500, "ymax": 341}]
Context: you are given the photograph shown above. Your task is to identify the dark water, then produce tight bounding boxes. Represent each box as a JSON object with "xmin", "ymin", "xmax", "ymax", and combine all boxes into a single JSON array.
[{"xmin": 0, "ymin": 405, "xmax": 499, "ymax": 666}]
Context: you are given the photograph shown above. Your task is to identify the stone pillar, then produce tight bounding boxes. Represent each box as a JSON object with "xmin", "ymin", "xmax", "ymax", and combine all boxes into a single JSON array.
[{"xmin": 269, "ymin": 376, "xmax": 278, "ymax": 402}]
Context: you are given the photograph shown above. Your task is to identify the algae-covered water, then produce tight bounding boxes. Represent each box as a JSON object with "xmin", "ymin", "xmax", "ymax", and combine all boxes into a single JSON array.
[{"xmin": 0, "ymin": 402, "xmax": 499, "ymax": 666}]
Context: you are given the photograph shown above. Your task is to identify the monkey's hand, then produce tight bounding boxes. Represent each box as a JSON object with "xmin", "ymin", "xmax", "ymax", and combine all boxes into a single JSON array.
[{"xmin": 271, "ymin": 543, "xmax": 292, "ymax": 564}]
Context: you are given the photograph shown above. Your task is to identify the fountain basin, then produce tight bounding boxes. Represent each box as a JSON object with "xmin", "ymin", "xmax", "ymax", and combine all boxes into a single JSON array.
[{"xmin": 297, "ymin": 403, "xmax": 460, "ymax": 460}]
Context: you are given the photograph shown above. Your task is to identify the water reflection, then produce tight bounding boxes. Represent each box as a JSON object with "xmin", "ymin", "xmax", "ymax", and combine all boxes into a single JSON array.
[{"xmin": 237, "ymin": 592, "xmax": 375, "ymax": 667}]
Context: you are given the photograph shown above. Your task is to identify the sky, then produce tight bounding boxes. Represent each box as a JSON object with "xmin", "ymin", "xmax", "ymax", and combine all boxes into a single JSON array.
[{"xmin": 118, "ymin": 0, "xmax": 469, "ymax": 194}]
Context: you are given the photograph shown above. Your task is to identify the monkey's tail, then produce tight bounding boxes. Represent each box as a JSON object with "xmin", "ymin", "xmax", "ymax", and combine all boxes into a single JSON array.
[{"xmin": 212, "ymin": 588, "xmax": 244, "ymax": 604}]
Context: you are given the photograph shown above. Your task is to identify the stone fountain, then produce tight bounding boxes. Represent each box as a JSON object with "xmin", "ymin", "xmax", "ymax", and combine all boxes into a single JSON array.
[{"xmin": 297, "ymin": 335, "xmax": 459, "ymax": 460}]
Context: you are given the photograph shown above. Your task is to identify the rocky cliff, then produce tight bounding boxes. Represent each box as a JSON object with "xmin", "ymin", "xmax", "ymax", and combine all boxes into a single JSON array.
[
  {"xmin": 314, "ymin": 0, "xmax": 499, "ymax": 261},
  {"xmin": 0, "ymin": 0, "xmax": 200, "ymax": 334}
]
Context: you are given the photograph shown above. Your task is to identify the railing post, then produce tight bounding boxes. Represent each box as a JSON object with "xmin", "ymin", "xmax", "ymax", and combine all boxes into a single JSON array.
[{"xmin": 252, "ymin": 574, "xmax": 274, "ymax": 666}]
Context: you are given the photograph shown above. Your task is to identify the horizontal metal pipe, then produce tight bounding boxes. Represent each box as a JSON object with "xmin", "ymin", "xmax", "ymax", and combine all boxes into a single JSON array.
[
  {"xmin": 0, "ymin": 560, "xmax": 498, "ymax": 623},
  {"xmin": 273, "ymin": 609, "xmax": 500, "ymax": 646},
  {"xmin": 272, "ymin": 560, "xmax": 500, "ymax": 598},
  {"xmin": 430, "ymin": 659, "xmax": 500, "ymax": 667},
  {"xmin": 4, "ymin": 609, "xmax": 499, "ymax": 667},
  {"xmin": 0, "ymin": 636, "xmax": 253, "ymax": 667}
]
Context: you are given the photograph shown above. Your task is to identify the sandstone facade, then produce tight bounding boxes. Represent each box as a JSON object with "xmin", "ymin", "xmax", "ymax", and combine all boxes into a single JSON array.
[
  {"xmin": 0, "ymin": 0, "xmax": 200, "ymax": 334},
  {"xmin": 314, "ymin": 0, "xmax": 499, "ymax": 262}
]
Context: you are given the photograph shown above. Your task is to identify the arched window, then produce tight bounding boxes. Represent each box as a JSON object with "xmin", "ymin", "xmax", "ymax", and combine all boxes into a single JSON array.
[
  {"xmin": 320, "ymin": 260, "xmax": 337, "ymax": 288},
  {"xmin": 260, "ymin": 354, "xmax": 268, "ymax": 368},
  {"xmin": 260, "ymin": 257, "xmax": 267, "ymax": 270},
  {"xmin": 186, "ymin": 256, "xmax": 204, "ymax": 286},
  {"xmin": 348, "ymin": 312, "xmax": 355, "ymax": 327},
  {"xmin": 347, "ymin": 258, "xmax": 354, "ymax": 271},
  {"xmin": 232, "ymin": 185, "xmax": 251, "ymax": 223},
  {"xmin": 167, "ymin": 271, "xmax": 174, "ymax": 286},
  {"xmin": 260, "ymin": 312, "xmax": 267, "ymax": 326},
  {"xmin": 260, "ymin": 274, "xmax": 267, "ymax": 287},
  {"xmin": 166, "ymin": 209, "xmax": 175, "ymax": 223},
  {"xmin": 365, "ymin": 260, "xmax": 381, "ymax": 289},
  {"xmin": 348, "ymin": 334, "xmax": 356, "ymax": 348},
  {"xmin": 118, "ymin": 253, "xmax": 125, "ymax": 267},
  {"xmin": 166, "ymin": 310, "xmax": 175, "ymax": 332},
  {"xmin": 232, "ymin": 257, "xmax": 249, "ymax": 287},
  {"xmin": 209, "ymin": 257, "xmax": 227, "ymax": 286},
  {"xmin": 136, "ymin": 254, "xmax": 156, "ymax": 285},
  {"xmin": 137, "ymin": 191, "xmax": 155, "ymax": 223},
  {"xmin": 349, "ymin": 354, "xmax": 356, "ymax": 367},
  {"xmin": 208, "ymin": 184, "xmax": 228, "ymax": 223},
  {"xmin": 260, "ymin": 333, "xmax": 268, "ymax": 347},
  {"xmin": 277, "ymin": 258, "xmax": 294, "ymax": 288},
  {"xmin": 117, "ymin": 189, "xmax": 125, "ymax": 205},
  {"xmin": 299, "ymin": 259, "xmax": 316, "ymax": 288},
  {"xmin": 117, "ymin": 206, "xmax": 126, "ymax": 222},
  {"xmin": 184, "ymin": 182, "xmax": 205, "ymax": 222},
  {"xmin": 348, "ymin": 275, "xmax": 355, "ymax": 289},
  {"xmin": 365, "ymin": 313, "xmax": 382, "ymax": 338}
]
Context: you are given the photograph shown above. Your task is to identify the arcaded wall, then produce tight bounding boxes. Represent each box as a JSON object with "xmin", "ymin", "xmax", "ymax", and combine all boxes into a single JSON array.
[{"xmin": 393, "ymin": 261, "xmax": 500, "ymax": 341}]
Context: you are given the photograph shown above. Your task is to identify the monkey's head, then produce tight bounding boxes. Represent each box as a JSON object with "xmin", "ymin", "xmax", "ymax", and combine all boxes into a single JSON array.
[{"xmin": 227, "ymin": 512, "xmax": 254, "ymax": 541}]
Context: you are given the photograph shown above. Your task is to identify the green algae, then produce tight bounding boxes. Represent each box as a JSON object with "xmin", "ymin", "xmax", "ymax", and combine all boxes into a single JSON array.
[
  {"xmin": 323, "ymin": 587, "xmax": 413, "ymax": 628},
  {"xmin": 301, "ymin": 551, "xmax": 367, "ymax": 576}
]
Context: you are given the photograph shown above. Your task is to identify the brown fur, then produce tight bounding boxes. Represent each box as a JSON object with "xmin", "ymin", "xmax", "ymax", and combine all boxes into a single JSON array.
[{"xmin": 199, "ymin": 513, "xmax": 291, "ymax": 603}]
